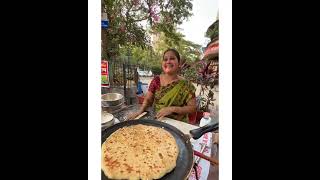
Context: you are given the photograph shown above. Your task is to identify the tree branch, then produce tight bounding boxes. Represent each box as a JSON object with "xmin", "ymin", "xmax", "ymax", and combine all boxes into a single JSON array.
[
  {"xmin": 125, "ymin": 0, "xmax": 134, "ymax": 23},
  {"xmin": 165, "ymin": 0, "xmax": 172, "ymax": 9},
  {"xmin": 132, "ymin": 4, "xmax": 144, "ymax": 11},
  {"xmin": 133, "ymin": 15, "xmax": 149, "ymax": 22}
]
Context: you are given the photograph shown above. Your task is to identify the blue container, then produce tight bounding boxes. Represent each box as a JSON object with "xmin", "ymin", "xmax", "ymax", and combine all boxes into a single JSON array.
[{"xmin": 137, "ymin": 81, "xmax": 143, "ymax": 94}]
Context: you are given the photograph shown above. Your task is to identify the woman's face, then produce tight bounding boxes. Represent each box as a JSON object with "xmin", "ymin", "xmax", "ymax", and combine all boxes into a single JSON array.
[{"xmin": 162, "ymin": 51, "xmax": 179, "ymax": 74}]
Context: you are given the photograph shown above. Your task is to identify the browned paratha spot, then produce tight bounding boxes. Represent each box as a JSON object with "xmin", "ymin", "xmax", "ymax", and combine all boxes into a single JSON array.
[
  {"xmin": 159, "ymin": 153, "xmax": 163, "ymax": 159},
  {"xmin": 124, "ymin": 163, "xmax": 134, "ymax": 173},
  {"xmin": 104, "ymin": 156, "xmax": 112, "ymax": 162},
  {"xmin": 107, "ymin": 160, "xmax": 120, "ymax": 169}
]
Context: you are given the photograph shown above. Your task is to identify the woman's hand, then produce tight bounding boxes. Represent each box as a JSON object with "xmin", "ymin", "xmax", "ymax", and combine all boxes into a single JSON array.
[{"xmin": 155, "ymin": 107, "xmax": 174, "ymax": 119}]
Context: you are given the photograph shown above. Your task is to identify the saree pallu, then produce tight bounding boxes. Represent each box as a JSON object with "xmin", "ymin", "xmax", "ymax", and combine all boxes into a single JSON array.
[{"xmin": 154, "ymin": 80, "xmax": 195, "ymax": 122}]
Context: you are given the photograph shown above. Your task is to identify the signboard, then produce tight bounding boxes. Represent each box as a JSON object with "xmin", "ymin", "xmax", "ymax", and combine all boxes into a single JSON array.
[
  {"xmin": 102, "ymin": 20, "xmax": 109, "ymax": 28},
  {"xmin": 102, "ymin": 12, "xmax": 109, "ymax": 29},
  {"xmin": 101, "ymin": 60, "xmax": 110, "ymax": 88}
]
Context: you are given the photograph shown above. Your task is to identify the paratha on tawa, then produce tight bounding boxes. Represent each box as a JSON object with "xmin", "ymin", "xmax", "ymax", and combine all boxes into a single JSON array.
[{"xmin": 101, "ymin": 124, "xmax": 179, "ymax": 180}]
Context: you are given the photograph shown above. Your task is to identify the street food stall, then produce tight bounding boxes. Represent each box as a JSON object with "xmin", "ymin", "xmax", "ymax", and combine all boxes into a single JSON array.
[{"xmin": 101, "ymin": 104, "xmax": 219, "ymax": 180}]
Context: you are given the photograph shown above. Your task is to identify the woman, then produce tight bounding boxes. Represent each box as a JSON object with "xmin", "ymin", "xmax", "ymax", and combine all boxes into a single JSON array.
[{"xmin": 127, "ymin": 49, "xmax": 196, "ymax": 122}]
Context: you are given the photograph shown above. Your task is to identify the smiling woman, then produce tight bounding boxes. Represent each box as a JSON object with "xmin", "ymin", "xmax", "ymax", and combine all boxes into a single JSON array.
[{"xmin": 126, "ymin": 49, "xmax": 197, "ymax": 123}]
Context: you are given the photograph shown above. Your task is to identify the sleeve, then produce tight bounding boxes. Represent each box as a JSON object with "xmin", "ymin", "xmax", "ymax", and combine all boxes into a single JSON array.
[{"xmin": 148, "ymin": 76, "xmax": 160, "ymax": 94}]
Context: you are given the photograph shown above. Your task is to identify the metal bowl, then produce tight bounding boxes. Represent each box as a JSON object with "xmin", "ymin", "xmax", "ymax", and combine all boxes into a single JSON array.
[
  {"xmin": 101, "ymin": 111, "xmax": 114, "ymax": 128},
  {"xmin": 101, "ymin": 93, "xmax": 123, "ymax": 107}
]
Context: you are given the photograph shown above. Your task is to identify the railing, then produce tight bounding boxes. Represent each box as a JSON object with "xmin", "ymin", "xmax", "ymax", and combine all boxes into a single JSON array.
[{"xmin": 104, "ymin": 57, "xmax": 139, "ymax": 105}]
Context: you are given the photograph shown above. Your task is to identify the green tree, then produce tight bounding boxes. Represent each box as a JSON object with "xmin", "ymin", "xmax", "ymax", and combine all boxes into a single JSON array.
[
  {"xmin": 118, "ymin": 28, "xmax": 201, "ymax": 71},
  {"xmin": 153, "ymin": 30, "xmax": 202, "ymax": 63},
  {"xmin": 118, "ymin": 45, "xmax": 160, "ymax": 69},
  {"xmin": 102, "ymin": 0, "xmax": 194, "ymax": 60},
  {"xmin": 205, "ymin": 20, "xmax": 219, "ymax": 41}
]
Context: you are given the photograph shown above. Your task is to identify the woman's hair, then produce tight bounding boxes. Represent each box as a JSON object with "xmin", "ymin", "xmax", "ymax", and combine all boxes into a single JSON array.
[{"xmin": 163, "ymin": 48, "xmax": 180, "ymax": 62}]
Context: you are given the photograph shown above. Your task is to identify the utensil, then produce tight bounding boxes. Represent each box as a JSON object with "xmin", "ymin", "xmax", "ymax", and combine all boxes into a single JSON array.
[
  {"xmin": 101, "ymin": 120, "xmax": 219, "ymax": 179},
  {"xmin": 189, "ymin": 122, "xmax": 219, "ymax": 140},
  {"xmin": 102, "ymin": 119, "xmax": 194, "ymax": 180},
  {"xmin": 101, "ymin": 112, "xmax": 114, "ymax": 128},
  {"xmin": 101, "ymin": 93, "xmax": 124, "ymax": 107},
  {"xmin": 194, "ymin": 150, "xmax": 219, "ymax": 165},
  {"xmin": 134, "ymin": 111, "xmax": 147, "ymax": 119}
]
